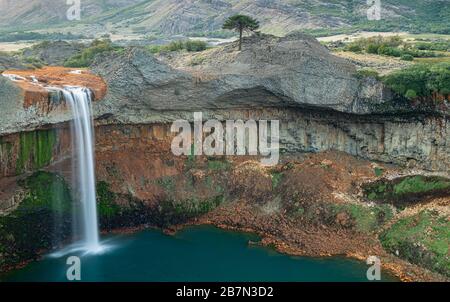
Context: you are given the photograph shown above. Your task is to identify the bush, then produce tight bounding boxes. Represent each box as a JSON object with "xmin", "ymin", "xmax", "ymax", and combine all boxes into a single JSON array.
[
  {"xmin": 345, "ymin": 44, "xmax": 362, "ymax": 52},
  {"xmin": 355, "ymin": 68, "xmax": 380, "ymax": 79},
  {"xmin": 165, "ymin": 41, "xmax": 185, "ymax": 52},
  {"xmin": 401, "ymin": 54, "xmax": 414, "ymax": 61},
  {"xmin": 147, "ymin": 40, "xmax": 208, "ymax": 54},
  {"xmin": 366, "ymin": 43, "xmax": 380, "ymax": 54},
  {"xmin": 383, "ymin": 62, "xmax": 450, "ymax": 99},
  {"xmin": 184, "ymin": 40, "xmax": 207, "ymax": 52},
  {"xmin": 64, "ymin": 39, "xmax": 122, "ymax": 67},
  {"xmin": 377, "ymin": 45, "xmax": 402, "ymax": 57},
  {"xmin": 405, "ymin": 89, "xmax": 417, "ymax": 99}
]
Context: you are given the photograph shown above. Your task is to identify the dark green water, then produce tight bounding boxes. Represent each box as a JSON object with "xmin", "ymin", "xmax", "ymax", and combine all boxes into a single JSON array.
[{"xmin": 2, "ymin": 226, "xmax": 398, "ymax": 282}]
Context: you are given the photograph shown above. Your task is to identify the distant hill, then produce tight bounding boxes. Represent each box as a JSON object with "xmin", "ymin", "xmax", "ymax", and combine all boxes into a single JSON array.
[{"xmin": 0, "ymin": 0, "xmax": 449, "ymax": 37}]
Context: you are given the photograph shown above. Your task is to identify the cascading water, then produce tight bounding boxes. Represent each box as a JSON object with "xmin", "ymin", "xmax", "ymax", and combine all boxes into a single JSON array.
[{"xmin": 61, "ymin": 86, "xmax": 102, "ymax": 254}]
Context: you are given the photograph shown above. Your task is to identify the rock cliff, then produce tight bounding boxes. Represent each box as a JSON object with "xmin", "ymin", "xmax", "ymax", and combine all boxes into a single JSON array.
[{"xmin": 1, "ymin": 33, "xmax": 447, "ymax": 171}]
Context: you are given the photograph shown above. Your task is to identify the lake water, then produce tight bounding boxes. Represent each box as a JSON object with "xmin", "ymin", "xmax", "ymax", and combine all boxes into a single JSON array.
[{"xmin": 2, "ymin": 226, "xmax": 398, "ymax": 282}]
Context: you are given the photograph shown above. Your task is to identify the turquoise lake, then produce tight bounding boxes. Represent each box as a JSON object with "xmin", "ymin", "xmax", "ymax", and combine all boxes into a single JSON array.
[{"xmin": 2, "ymin": 226, "xmax": 398, "ymax": 282}]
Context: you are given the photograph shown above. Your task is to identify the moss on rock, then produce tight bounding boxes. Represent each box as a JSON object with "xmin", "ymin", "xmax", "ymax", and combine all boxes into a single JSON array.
[
  {"xmin": 0, "ymin": 171, "xmax": 72, "ymax": 270},
  {"xmin": 157, "ymin": 195, "xmax": 225, "ymax": 227},
  {"xmin": 364, "ymin": 175, "xmax": 450, "ymax": 206},
  {"xmin": 16, "ymin": 130, "xmax": 57, "ymax": 174}
]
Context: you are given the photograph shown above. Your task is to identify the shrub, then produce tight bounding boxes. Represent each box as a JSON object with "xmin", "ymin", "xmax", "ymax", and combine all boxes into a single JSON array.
[
  {"xmin": 345, "ymin": 43, "xmax": 362, "ymax": 52},
  {"xmin": 64, "ymin": 39, "xmax": 122, "ymax": 68},
  {"xmin": 383, "ymin": 62, "xmax": 450, "ymax": 99},
  {"xmin": 355, "ymin": 68, "xmax": 380, "ymax": 79},
  {"xmin": 184, "ymin": 40, "xmax": 207, "ymax": 52},
  {"xmin": 147, "ymin": 40, "xmax": 208, "ymax": 54},
  {"xmin": 165, "ymin": 41, "xmax": 185, "ymax": 52},
  {"xmin": 377, "ymin": 45, "xmax": 402, "ymax": 57},
  {"xmin": 366, "ymin": 43, "xmax": 380, "ymax": 54},
  {"xmin": 405, "ymin": 89, "xmax": 417, "ymax": 99},
  {"xmin": 401, "ymin": 54, "xmax": 414, "ymax": 61}
]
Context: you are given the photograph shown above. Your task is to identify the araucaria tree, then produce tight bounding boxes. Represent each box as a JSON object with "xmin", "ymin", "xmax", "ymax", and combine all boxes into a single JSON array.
[{"xmin": 222, "ymin": 15, "xmax": 260, "ymax": 51}]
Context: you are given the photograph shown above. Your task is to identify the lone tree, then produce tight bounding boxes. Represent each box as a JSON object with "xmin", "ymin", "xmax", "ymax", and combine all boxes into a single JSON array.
[{"xmin": 222, "ymin": 15, "xmax": 260, "ymax": 51}]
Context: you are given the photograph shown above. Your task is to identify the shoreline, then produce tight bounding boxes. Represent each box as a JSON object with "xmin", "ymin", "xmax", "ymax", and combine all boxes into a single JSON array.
[{"xmin": 1, "ymin": 219, "xmax": 447, "ymax": 282}]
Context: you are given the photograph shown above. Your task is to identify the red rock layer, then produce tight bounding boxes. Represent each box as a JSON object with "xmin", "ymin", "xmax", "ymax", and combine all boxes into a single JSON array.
[{"xmin": 2, "ymin": 66, "xmax": 107, "ymax": 108}]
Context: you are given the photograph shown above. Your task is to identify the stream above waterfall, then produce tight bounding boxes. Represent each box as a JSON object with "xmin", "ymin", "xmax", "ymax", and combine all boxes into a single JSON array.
[{"xmin": 1, "ymin": 226, "xmax": 399, "ymax": 282}]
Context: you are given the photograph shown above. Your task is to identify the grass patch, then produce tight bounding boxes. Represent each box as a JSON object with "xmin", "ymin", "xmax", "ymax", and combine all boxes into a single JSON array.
[
  {"xmin": 332, "ymin": 203, "xmax": 394, "ymax": 233},
  {"xmin": 355, "ymin": 68, "xmax": 380, "ymax": 80},
  {"xmin": 271, "ymin": 172, "xmax": 283, "ymax": 189},
  {"xmin": 364, "ymin": 175, "xmax": 450, "ymax": 206},
  {"xmin": 207, "ymin": 159, "xmax": 231, "ymax": 171},
  {"xmin": 380, "ymin": 210, "xmax": 449, "ymax": 277}
]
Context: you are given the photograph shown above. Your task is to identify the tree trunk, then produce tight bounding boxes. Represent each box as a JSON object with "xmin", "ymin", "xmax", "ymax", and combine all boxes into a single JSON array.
[{"xmin": 239, "ymin": 27, "xmax": 243, "ymax": 51}]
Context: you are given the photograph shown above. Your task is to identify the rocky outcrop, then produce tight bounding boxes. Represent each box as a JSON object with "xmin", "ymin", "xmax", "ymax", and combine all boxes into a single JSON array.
[
  {"xmin": 91, "ymin": 34, "xmax": 393, "ymax": 121},
  {"xmin": 21, "ymin": 41, "xmax": 84, "ymax": 66},
  {"xmin": 0, "ymin": 67, "xmax": 107, "ymax": 134}
]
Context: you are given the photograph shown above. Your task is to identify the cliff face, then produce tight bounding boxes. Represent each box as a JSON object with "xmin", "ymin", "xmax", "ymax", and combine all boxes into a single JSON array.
[
  {"xmin": 0, "ymin": 34, "xmax": 448, "ymax": 172},
  {"xmin": 91, "ymin": 34, "xmax": 392, "ymax": 121}
]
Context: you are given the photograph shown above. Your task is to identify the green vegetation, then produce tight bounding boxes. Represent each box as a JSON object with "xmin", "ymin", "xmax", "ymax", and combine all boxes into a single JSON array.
[
  {"xmin": 414, "ymin": 40, "xmax": 450, "ymax": 52},
  {"xmin": 188, "ymin": 30, "xmax": 235, "ymax": 39},
  {"xmin": 17, "ymin": 171, "xmax": 72, "ymax": 214},
  {"xmin": 158, "ymin": 195, "xmax": 224, "ymax": 227},
  {"xmin": 0, "ymin": 172, "xmax": 72, "ymax": 270},
  {"xmin": 382, "ymin": 62, "xmax": 450, "ymax": 99},
  {"xmin": 332, "ymin": 203, "xmax": 394, "ymax": 233},
  {"xmin": 297, "ymin": 1, "xmax": 450, "ymax": 36},
  {"xmin": 344, "ymin": 36, "xmax": 445, "ymax": 59},
  {"xmin": 380, "ymin": 210, "xmax": 449, "ymax": 277},
  {"xmin": 394, "ymin": 176, "xmax": 450, "ymax": 195},
  {"xmin": 287, "ymin": 199, "xmax": 393, "ymax": 233},
  {"xmin": 374, "ymin": 167, "xmax": 384, "ymax": 177},
  {"xmin": 0, "ymin": 31, "xmax": 86, "ymax": 42},
  {"xmin": 355, "ymin": 68, "xmax": 380, "ymax": 80},
  {"xmin": 271, "ymin": 172, "xmax": 283, "ymax": 189},
  {"xmin": 400, "ymin": 54, "xmax": 414, "ymax": 61},
  {"xmin": 16, "ymin": 130, "xmax": 57, "ymax": 174},
  {"xmin": 96, "ymin": 181, "xmax": 120, "ymax": 220},
  {"xmin": 207, "ymin": 159, "xmax": 231, "ymax": 171},
  {"xmin": 147, "ymin": 40, "xmax": 207, "ymax": 54},
  {"xmin": 184, "ymin": 40, "xmax": 208, "ymax": 52},
  {"xmin": 365, "ymin": 175, "xmax": 450, "ymax": 205},
  {"xmin": 155, "ymin": 176, "xmax": 176, "ymax": 192},
  {"xmin": 222, "ymin": 15, "xmax": 260, "ymax": 51},
  {"xmin": 64, "ymin": 39, "xmax": 124, "ymax": 68}
]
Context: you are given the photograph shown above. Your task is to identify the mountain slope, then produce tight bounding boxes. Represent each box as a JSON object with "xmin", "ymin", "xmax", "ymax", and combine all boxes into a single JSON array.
[{"xmin": 0, "ymin": 0, "xmax": 449, "ymax": 36}]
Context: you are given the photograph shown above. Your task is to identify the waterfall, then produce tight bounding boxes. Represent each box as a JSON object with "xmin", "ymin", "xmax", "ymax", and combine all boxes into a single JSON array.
[{"xmin": 62, "ymin": 86, "xmax": 101, "ymax": 253}]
